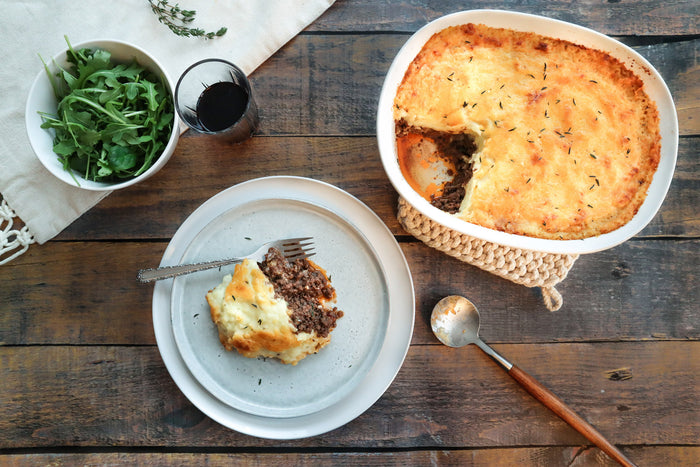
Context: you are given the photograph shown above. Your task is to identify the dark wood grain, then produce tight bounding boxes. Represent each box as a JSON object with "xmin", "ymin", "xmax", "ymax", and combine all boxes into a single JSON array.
[
  {"xmin": 1, "ymin": 343, "xmax": 697, "ymax": 448},
  {"xmin": 1, "ymin": 239, "xmax": 696, "ymax": 346},
  {"xmin": 3, "ymin": 448, "xmax": 700, "ymax": 466},
  {"xmin": 253, "ymin": 35, "xmax": 698, "ymax": 136},
  {"xmin": 314, "ymin": 1, "xmax": 700, "ymax": 37},
  {"xmin": 49, "ymin": 134, "xmax": 698, "ymax": 242},
  {"xmin": 2, "ymin": 1, "xmax": 698, "ymax": 464},
  {"xmin": 508, "ymin": 365, "xmax": 637, "ymax": 467}
]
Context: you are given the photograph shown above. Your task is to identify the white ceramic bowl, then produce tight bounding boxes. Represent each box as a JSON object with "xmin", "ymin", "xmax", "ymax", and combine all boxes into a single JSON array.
[
  {"xmin": 25, "ymin": 39, "xmax": 179, "ymax": 191},
  {"xmin": 377, "ymin": 10, "xmax": 678, "ymax": 254}
]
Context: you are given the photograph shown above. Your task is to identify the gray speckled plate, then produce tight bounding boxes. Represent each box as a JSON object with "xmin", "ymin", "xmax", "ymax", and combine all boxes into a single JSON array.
[
  {"xmin": 156, "ymin": 177, "xmax": 414, "ymax": 433},
  {"xmin": 171, "ymin": 196, "xmax": 388, "ymax": 418}
]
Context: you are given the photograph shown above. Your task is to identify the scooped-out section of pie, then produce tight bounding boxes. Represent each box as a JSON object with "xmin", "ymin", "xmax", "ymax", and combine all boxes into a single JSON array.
[{"xmin": 393, "ymin": 23, "xmax": 661, "ymax": 240}]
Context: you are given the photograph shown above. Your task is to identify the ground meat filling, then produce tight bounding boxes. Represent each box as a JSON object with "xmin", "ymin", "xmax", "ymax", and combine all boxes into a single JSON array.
[
  {"xmin": 429, "ymin": 132, "xmax": 473, "ymax": 213},
  {"xmin": 259, "ymin": 247, "xmax": 344, "ymax": 337},
  {"xmin": 395, "ymin": 120, "xmax": 476, "ymax": 213}
]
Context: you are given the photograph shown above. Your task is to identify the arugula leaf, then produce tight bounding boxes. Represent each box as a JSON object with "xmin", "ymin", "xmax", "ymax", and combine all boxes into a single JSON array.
[{"xmin": 38, "ymin": 36, "xmax": 174, "ymax": 184}]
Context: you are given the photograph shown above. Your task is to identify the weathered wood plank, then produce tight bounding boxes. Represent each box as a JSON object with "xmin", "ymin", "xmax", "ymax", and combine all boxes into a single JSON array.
[
  {"xmin": 314, "ymin": 1, "xmax": 700, "ymax": 37},
  {"xmin": 632, "ymin": 40, "xmax": 700, "ymax": 135},
  {"xmin": 2, "ymin": 3, "xmax": 695, "ymax": 462},
  {"xmin": 409, "ymin": 239, "xmax": 699, "ymax": 344},
  {"xmin": 251, "ymin": 35, "xmax": 698, "ymax": 136},
  {"xmin": 1, "ymin": 240, "xmax": 696, "ymax": 345},
  {"xmin": 0, "ymin": 241, "xmax": 161, "ymax": 346},
  {"xmin": 2, "ymin": 446, "xmax": 699, "ymax": 466},
  {"xmin": 55, "ymin": 136, "xmax": 398, "ymax": 240},
  {"xmin": 638, "ymin": 138, "xmax": 698, "ymax": 237},
  {"xmin": 11, "ymin": 34, "xmax": 684, "ymax": 148},
  {"xmin": 1, "ymin": 343, "xmax": 697, "ymax": 448},
  {"xmin": 49, "ymin": 133, "xmax": 697, "ymax": 242}
]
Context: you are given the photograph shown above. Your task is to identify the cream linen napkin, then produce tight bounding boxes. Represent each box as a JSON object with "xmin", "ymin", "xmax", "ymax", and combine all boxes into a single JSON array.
[{"xmin": 0, "ymin": 0, "xmax": 334, "ymax": 262}]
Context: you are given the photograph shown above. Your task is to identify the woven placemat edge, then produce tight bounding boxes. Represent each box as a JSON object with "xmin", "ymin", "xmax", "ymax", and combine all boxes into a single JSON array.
[{"xmin": 397, "ymin": 197, "xmax": 579, "ymax": 311}]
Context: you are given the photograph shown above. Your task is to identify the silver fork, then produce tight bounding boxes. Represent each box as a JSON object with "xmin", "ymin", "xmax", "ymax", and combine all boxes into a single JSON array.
[{"xmin": 137, "ymin": 237, "xmax": 315, "ymax": 283}]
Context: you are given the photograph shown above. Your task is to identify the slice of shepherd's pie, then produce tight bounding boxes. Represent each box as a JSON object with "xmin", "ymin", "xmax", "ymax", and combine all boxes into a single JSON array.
[{"xmin": 205, "ymin": 247, "xmax": 344, "ymax": 365}]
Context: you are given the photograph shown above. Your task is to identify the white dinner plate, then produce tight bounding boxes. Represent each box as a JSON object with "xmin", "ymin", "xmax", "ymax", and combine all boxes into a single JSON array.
[
  {"xmin": 377, "ymin": 10, "xmax": 678, "ymax": 254},
  {"xmin": 171, "ymin": 198, "xmax": 389, "ymax": 418},
  {"xmin": 152, "ymin": 176, "xmax": 414, "ymax": 438}
]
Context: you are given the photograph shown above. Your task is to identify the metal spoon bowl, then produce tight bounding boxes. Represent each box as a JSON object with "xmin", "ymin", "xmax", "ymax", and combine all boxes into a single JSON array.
[{"xmin": 430, "ymin": 295, "xmax": 636, "ymax": 467}]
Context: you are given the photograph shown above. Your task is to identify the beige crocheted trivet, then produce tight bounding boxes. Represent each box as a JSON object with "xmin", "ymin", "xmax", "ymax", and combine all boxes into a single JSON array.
[{"xmin": 397, "ymin": 197, "xmax": 579, "ymax": 311}]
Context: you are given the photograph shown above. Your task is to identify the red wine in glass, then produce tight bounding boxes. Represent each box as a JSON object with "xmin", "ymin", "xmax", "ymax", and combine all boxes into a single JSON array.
[
  {"xmin": 196, "ymin": 81, "xmax": 249, "ymax": 132},
  {"xmin": 176, "ymin": 59, "xmax": 259, "ymax": 143}
]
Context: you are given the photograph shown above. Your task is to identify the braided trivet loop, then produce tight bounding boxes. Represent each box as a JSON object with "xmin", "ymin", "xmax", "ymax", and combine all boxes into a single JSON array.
[{"xmin": 397, "ymin": 197, "xmax": 579, "ymax": 311}]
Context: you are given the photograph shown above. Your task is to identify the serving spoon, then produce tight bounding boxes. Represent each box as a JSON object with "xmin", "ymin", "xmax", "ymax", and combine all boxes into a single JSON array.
[{"xmin": 430, "ymin": 295, "xmax": 637, "ymax": 467}]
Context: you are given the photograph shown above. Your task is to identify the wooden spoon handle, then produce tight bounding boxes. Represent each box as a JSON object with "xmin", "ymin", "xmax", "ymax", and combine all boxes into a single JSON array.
[{"xmin": 509, "ymin": 364, "xmax": 637, "ymax": 467}]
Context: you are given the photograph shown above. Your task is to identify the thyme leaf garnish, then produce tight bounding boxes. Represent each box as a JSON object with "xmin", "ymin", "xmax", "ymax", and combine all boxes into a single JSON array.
[{"xmin": 149, "ymin": 0, "xmax": 227, "ymax": 39}]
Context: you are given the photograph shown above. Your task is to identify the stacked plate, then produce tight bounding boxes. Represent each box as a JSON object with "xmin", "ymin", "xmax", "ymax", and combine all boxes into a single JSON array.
[{"xmin": 151, "ymin": 176, "xmax": 415, "ymax": 439}]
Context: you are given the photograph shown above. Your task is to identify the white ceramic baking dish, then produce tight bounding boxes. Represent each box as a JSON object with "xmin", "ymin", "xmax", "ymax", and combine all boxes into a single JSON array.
[{"xmin": 377, "ymin": 10, "xmax": 678, "ymax": 254}]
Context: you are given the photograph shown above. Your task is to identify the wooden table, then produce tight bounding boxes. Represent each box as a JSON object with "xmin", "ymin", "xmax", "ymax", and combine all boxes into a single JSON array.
[{"xmin": 2, "ymin": 1, "xmax": 698, "ymax": 465}]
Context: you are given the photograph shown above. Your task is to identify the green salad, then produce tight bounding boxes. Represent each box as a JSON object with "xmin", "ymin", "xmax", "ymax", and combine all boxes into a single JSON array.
[{"xmin": 38, "ymin": 37, "xmax": 174, "ymax": 184}]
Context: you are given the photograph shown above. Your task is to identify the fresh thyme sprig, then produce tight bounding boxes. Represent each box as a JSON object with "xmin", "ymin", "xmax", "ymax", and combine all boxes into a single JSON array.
[{"xmin": 149, "ymin": 0, "xmax": 227, "ymax": 39}]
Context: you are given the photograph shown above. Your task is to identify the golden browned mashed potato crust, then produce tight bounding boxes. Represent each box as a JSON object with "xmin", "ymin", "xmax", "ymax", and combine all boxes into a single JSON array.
[
  {"xmin": 206, "ymin": 250, "xmax": 343, "ymax": 365},
  {"xmin": 393, "ymin": 23, "xmax": 661, "ymax": 240}
]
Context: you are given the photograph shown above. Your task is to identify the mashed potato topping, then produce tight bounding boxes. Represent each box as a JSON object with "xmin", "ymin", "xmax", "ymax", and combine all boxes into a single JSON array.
[
  {"xmin": 206, "ymin": 248, "xmax": 343, "ymax": 365},
  {"xmin": 394, "ymin": 23, "xmax": 661, "ymax": 240}
]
